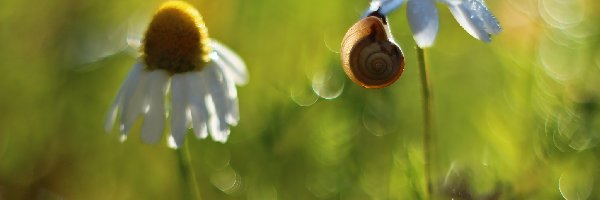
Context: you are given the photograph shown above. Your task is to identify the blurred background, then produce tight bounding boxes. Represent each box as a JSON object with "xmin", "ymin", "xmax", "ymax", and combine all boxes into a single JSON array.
[{"xmin": 1, "ymin": 0, "xmax": 599, "ymax": 199}]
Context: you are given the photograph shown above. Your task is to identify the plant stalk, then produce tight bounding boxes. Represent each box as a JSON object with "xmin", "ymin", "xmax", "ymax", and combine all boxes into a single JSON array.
[
  {"xmin": 176, "ymin": 139, "xmax": 202, "ymax": 200},
  {"xmin": 416, "ymin": 46, "xmax": 434, "ymax": 199}
]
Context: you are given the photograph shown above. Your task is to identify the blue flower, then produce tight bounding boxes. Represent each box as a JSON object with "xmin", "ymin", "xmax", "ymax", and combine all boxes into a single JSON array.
[{"xmin": 364, "ymin": 0, "xmax": 502, "ymax": 47}]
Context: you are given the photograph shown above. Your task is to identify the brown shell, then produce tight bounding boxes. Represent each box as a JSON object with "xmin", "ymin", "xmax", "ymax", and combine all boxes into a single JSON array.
[{"xmin": 341, "ymin": 16, "xmax": 405, "ymax": 89}]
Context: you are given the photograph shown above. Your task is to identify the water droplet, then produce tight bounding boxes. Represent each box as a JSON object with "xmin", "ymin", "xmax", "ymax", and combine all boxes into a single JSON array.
[
  {"xmin": 361, "ymin": 95, "xmax": 397, "ymax": 137},
  {"xmin": 538, "ymin": 36, "xmax": 582, "ymax": 82},
  {"xmin": 559, "ymin": 170, "xmax": 594, "ymax": 200},
  {"xmin": 306, "ymin": 172, "xmax": 339, "ymax": 199},
  {"xmin": 72, "ymin": 21, "xmax": 128, "ymax": 66},
  {"xmin": 119, "ymin": 134, "xmax": 128, "ymax": 143},
  {"xmin": 322, "ymin": 29, "xmax": 342, "ymax": 54},
  {"xmin": 311, "ymin": 68, "xmax": 345, "ymax": 100},
  {"xmin": 248, "ymin": 184, "xmax": 277, "ymax": 200},
  {"xmin": 596, "ymin": 51, "xmax": 600, "ymax": 70},
  {"xmin": 290, "ymin": 83, "xmax": 318, "ymax": 107},
  {"xmin": 203, "ymin": 143, "xmax": 231, "ymax": 170},
  {"xmin": 167, "ymin": 135, "xmax": 177, "ymax": 149},
  {"xmin": 362, "ymin": 109, "xmax": 388, "ymax": 137},
  {"xmin": 442, "ymin": 162, "xmax": 472, "ymax": 198},
  {"xmin": 550, "ymin": 106, "xmax": 599, "ymax": 151},
  {"xmin": 0, "ymin": 133, "xmax": 9, "ymax": 160},
  {"xmin": 210, "ymin": 166, "xmax": 241, "ymax": 194},
  {"xmin": 36, "ymin": 188, "xmax": 65, "ymax": 200},
  {"xmin": 539, "ymin": 0, "xmax": 585, "ymax": 29}
]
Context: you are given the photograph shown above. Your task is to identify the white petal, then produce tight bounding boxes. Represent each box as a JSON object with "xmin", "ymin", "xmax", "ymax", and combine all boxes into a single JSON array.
[
  {"xmin": 213, "ymin": 57, "xmax": 240, "ymax": 125},
  {"xmin": 207, "ymin": 96, "xmax": 230, "ymax": 143},
  {"xmin": 105, "ymin": 89, "xmax": 123, "ymax": 133},
  {"xmin": 170, "ymin": 74, "xmax": 190, "ymax": 147},
  {"xmin": 210, "ymin": 39, "xmax": 248, "ymax": 85},
  {"xmin": 119, "ymin": 63, "xmax": 150, "ymax": 134},
  {"xmin": 407, "ymin": 0, "xmax": 439, "ymax": 48},
  {"xmin": 446, "ymin": 2, "xmax": 490, "ymax": 42},
  {"xmin": 209, "ymin": 62, "xmax": 239, "ymax": 126},
  {"xmin": 104, "ymin": 99, "xmax": 120, "ymax": 133},
  {"xmin": 188, "ymin": 72, "xmax": 210, "ymax": 139},
  {"xmin": 140, "ymin": 70, "xmax": 169, "ymax": 144},
  {"xmin": 225, "ymin": 87, "xmax": 240, "ymax": 126},
  {"xmin": 105, "ymin": 62, "xmax": 144, "ymax": 132},
  {"xmin": 205, "ymin": 63, "xmax": 232, "ymax": 143}
]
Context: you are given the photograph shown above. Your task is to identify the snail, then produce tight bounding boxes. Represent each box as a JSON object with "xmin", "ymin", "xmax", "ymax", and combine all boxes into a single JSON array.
[{"xmin": 341, "ymin": 11, "xmax": 405, "ymax": 89}]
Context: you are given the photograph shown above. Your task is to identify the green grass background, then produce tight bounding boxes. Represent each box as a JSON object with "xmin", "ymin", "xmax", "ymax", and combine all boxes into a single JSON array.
[{"xmin": 1, "ymin": 0, "xmax": 599, "ymax": 199}]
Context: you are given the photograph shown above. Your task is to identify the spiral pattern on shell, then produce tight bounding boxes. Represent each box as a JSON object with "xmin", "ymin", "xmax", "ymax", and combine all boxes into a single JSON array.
[{"xmin": 341, "ymin": 15, "xmax": 405, "ymax": 89}]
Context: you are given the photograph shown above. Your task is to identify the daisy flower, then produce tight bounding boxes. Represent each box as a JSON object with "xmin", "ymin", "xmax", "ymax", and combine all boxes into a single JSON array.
[
  {"xmin": 105, "ymin": 1, "xmax": 248, "ymax": 148},
  {"xmin": 363, "ymin": 0, "xmax": 502, "ymax": 47}
]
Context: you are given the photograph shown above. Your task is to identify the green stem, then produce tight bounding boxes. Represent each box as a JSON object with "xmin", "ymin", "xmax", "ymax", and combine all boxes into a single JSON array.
[
  {"xmin": 176, "ymin": 140, "xmax": 202, "ymax": 200},
  {"xmin": 416, "ymin": 46, "xmax": 434, "ymax": 199}
]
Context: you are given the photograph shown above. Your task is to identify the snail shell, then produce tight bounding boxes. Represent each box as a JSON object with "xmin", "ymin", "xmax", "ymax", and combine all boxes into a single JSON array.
[{"xmin": 341, "ymin": 14, "xmax": 405, "ymax": 89}]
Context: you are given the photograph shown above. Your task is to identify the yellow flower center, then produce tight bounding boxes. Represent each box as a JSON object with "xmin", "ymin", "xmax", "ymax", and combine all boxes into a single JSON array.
[{"xmin": 143, "ymin": 1, "xmax": 211, "ymax": 73}]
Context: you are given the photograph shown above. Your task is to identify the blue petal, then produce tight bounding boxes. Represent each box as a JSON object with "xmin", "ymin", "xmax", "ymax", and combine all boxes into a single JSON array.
[
  {"xmin": 407, "ymin": 0, "xmax": 439, "ymax": 47},
  {"xmin": 362, "ymin": 0, "xmax": 406, "ymax": 18},
  {"xmin": 471, "ymin": 0, "xmax": 502, "ymax": 35},
  {"xmin": 443, "ymin": 0, "xmax": 501, "ymax": 42},
  {"xmin": 380, "ymin": 0, "xmax": 406, "ymax": 15}
]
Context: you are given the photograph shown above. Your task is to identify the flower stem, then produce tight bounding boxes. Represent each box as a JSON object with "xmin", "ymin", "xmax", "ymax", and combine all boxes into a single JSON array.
[
  {"xmin": 176, "ymin": 140, "xmax": 202, "ymax": 200},
  {"xmin": 416, "ymin": 46, "xmax": 434, "ymax": 199}
]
